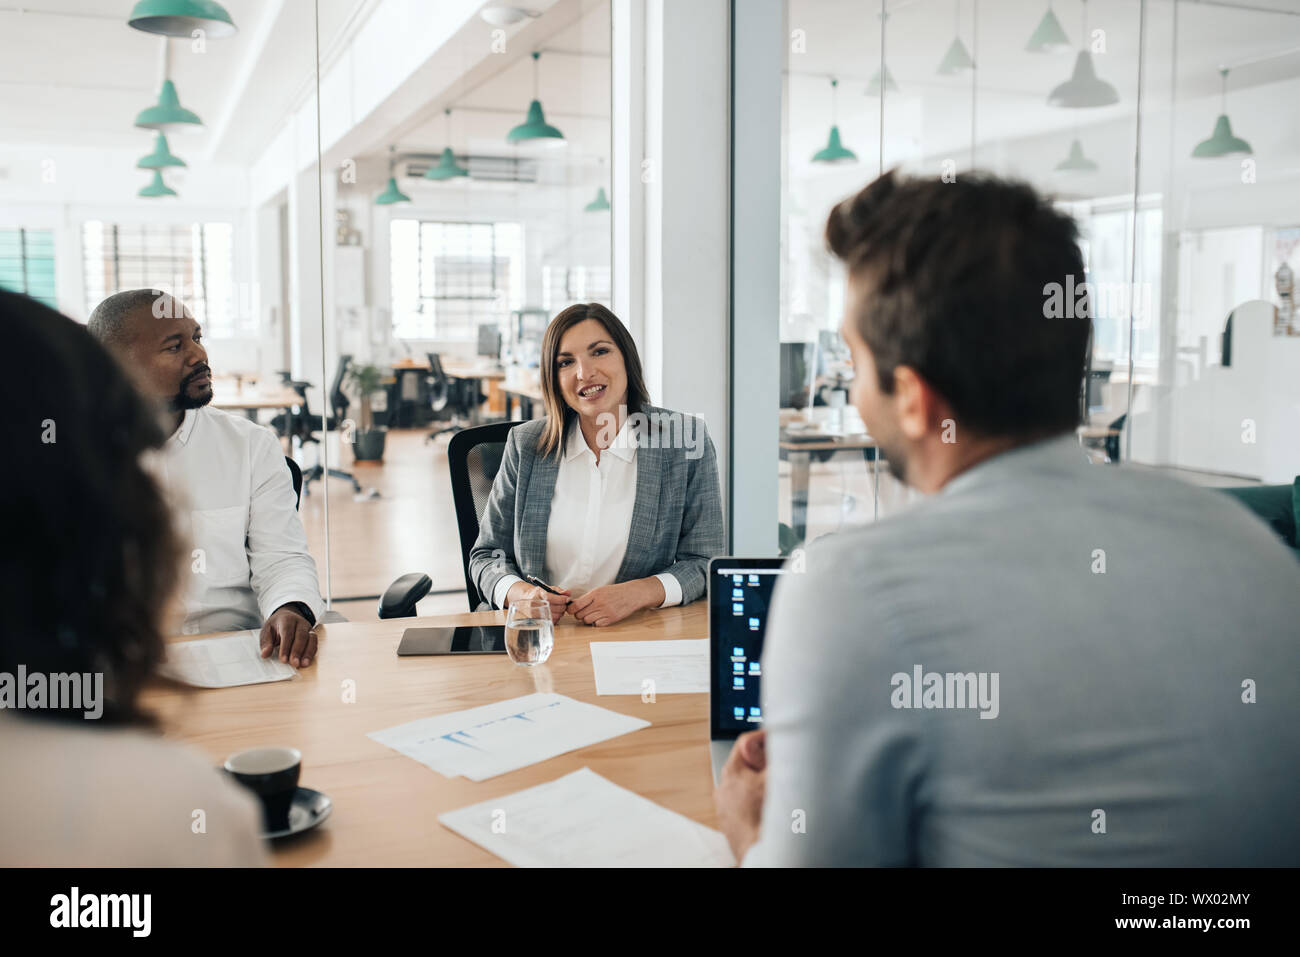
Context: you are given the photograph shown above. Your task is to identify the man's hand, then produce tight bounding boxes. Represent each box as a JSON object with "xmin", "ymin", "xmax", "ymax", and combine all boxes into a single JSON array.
[
  {"xmin": 569, "ymin": 578, "xmax": 663, "ymax": 627},
  {"xmin": 714, "ymin": 729, "xmax": 767, "ymax": 863},
  {"xmin": 260, "ymin": 604, "xmax": 317, "ymax": 667}
]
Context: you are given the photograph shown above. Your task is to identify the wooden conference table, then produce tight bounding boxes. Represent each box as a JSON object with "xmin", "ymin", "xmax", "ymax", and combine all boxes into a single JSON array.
[{"xmin": 142, "ymin": 603, "xmax": 716, "ymax": 867}]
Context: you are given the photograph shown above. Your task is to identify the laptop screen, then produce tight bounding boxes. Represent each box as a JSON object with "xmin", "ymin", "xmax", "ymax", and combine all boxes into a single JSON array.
[{"xmin": 708, "ymin": 558, "xmax": 788, "ymax": 740}]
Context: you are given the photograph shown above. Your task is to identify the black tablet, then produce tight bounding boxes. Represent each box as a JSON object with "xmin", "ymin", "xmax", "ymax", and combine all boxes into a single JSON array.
[{"xmin": 397, "ymin": 625, "xmax": 507, "ymax": 656}]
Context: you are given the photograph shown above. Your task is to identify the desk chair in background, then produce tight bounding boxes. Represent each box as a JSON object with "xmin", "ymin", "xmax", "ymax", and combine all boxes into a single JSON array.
[
  {"xmin": 426, "ymin": 352, "xmax": 487, "ymax": 442},
  {"xmin": 271, "ymin": 356, "xmax": 363, "ymax": 496}
]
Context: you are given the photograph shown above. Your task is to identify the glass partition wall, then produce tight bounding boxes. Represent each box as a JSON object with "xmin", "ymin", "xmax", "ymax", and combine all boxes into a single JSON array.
[
  {"xmin": 774, "ymin": 0, "xmax": 1300, "ymax": 552},
  {"xmin": 313, "ymin": 1, "xmax": 613, "ymax": 617},
  {"xmin": 1, "ymin": 1, "xmax": 612, "ymax": 625}
]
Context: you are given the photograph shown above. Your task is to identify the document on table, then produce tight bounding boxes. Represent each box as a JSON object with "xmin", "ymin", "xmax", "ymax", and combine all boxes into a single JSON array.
[
  {"xmin": 589, "ymin": 639, "xmax": 709, "ymax": 696},
  {"xmin": 367, "ymin": 693, "xmax": 649, "ymax": 782},
  {"xmin": 157, "ymin": 631, "xmax": 297, "ymax": 688},
  {"xmin": 439, "ymin": 767, "xmax": 736, "ymax": 867}
]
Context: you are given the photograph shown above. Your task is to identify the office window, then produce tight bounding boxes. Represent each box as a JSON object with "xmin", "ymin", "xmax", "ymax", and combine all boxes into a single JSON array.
[
  {"xmin": 541, "ymin": 265, "xmax": 612, "ymax": 312},
  {"xmin": 0, "ymin": 228, "xmax": 56, "ymax": 309},
  {"xmin": 82, "ymin": 222, "xmax": 240, "ymax": 336},
  {"xmin": 390, "ymin": 219, "xmax": 523, "ymax": 340}
]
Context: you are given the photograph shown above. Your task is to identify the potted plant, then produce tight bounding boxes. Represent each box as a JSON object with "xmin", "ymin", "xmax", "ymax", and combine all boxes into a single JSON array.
[{"xmin": 345, "ymin": 362, "xmax": 388, "ymax": 462}]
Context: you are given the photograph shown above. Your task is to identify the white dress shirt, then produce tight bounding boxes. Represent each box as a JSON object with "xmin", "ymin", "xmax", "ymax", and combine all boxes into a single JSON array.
[
  {"xmin": 155, "ymin": 407, "xmax": 324, "ymax": 634},
  {"xmin": 493, "ymin": 417, "xmax": 682, "ymax": 609}
]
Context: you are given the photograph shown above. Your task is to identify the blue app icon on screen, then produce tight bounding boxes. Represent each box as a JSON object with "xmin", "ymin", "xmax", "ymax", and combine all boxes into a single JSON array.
[
  {"xmin": 733, "ymin": 661, "xmax": 743, "ymax": 673},
  {"xmin": 748, "ymin": 574, "xmax": 759, "ymax": 584},
  {"xmin": 749, "ymin": 661, "xmax": 761, "ymax": 675},
  {"xmin": 749, "ymin": 706, "xmax": 761, "ymax": 718},
  {"xmin": 748, "ymin": 617, "xmax": 760, "ymax": 630},
  {"xmin": 733, "ymin": 676, "xmax": 744, "ymax": 689},
  {"xmin": 732, "ymin": 646, "xmax": 744, "ymax": 657},
  {"xmin": 732, "ymin": 587, "xmax": 743, "ymax": 599},
  {"xmin": 733, "ymin": 603, "xmax": 744, "ymax": 615},
  {"xmin": 733, "ymin": 706, "xmax": 745, "ymax": 719},
  {"xmin": 732, "ymin": 575, "xmax": 743, "ymax": 584}
]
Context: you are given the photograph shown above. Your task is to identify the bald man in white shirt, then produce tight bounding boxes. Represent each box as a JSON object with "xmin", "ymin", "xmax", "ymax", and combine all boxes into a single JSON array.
[{"xmin": 89, "ymin": 290, "xmax": 324, "ymax": 667}]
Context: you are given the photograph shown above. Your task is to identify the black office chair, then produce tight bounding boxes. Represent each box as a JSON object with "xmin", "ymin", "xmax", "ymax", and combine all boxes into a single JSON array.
[
  {"xmin": 448, "ymin": 421, "xmax": 522, "ymax": 609},
  {"xmin": 1104, "ymin": 414, "xmax": 1126, "ymax": 465},
  {"xmin": 281, "ymin": 356, "xmax": 362, "ymax": 495},
  {"xmin": 285, "ymin": 456, "xmax": 303, "ymax": 509},
  {"xmin": 426, "ymin": 353, "xmax": 466, "ymax": 442}
]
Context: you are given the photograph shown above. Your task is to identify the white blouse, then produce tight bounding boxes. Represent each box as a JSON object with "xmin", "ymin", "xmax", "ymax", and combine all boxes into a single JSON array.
[{"xmin": 493, "ymin": 417, "xmax": 682, "ymax": 608}]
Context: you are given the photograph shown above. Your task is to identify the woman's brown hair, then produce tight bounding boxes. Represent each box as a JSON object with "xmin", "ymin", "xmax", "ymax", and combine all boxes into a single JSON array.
[
  {"xmin": 0, "ymin": 290, "xmax": 182, "ymax": 726},
  {"xmin": 537, "ymin": 303, "xmax": 651, "ymax": 458}
]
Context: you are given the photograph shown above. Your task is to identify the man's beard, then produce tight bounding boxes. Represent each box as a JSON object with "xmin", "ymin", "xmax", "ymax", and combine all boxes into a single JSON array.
[{"xmin": 170, "ymin": 366, "xmax": 213, "ymax": 411}]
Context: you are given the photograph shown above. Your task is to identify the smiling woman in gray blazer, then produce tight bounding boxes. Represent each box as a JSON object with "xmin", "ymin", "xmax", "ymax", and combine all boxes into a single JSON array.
[{"xmin": 469, "ymin": 303, "xmax": 724, "ymax": 627}]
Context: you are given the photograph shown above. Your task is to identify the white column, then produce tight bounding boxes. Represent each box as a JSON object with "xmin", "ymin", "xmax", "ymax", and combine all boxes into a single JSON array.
[{"xmin": 730, "ymin": 0, "xmax": 782, "ymax": 554}]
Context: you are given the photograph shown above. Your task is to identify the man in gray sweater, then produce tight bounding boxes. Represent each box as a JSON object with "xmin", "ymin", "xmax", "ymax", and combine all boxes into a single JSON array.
[{"xmin": 715, "ymin": 171, "xmax": 1299, "ymax": 866}]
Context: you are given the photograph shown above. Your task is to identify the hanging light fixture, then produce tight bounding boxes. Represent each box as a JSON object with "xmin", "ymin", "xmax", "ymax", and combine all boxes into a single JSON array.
[
  {"xmin": 137, "ymin": 132, "xmax": 186, "ymax": 169},
  {"xmin": 1047, "ymin": 1, "xmax": 1119, "ymax": 108},
  {"xmin": 139, "ymin": 170, "xmax": 178, "ymax": 198},
  {"xmin": 425, "ymin": 109, "xmax": 470, "ymax": 180},
  {"xmin": 1192, "ymin": 68, "xmax": 1253, "ymax": 158},
  {"xmin": 865, "ymin": 66, "xmax": 898, "ymax": 97},
  {"xmin": 135, "ymin": 79, "xmax": 202, "ymax": 132},
  {"xmin": 585, "ymin": 156, "xmax": 610, "ymax": 211},
  {"xmin": 1026, "ymin": 1, "xmax": 1071, "ymax": 54},
  {"xmin": 375, "ymin": 146, "xmax": 411, "ymax": 205},
  {"xmin": 937, "ymin": 0, "xmax": 975, "ymax": 75},
  {"xmin": 507, "ymin": 51, "xmax": 565, "ymax": 147},
  {"xmin": 1055, "ymin": 138, "xmax": 1098, "ymax": 172},
  {"xmin": 127, "ymin": 0, "xmax": 237, "ymax": 38},
  {"xmin": 812, "ymin": 78, "xmax": 858, "ymax": 164},
  {"xmin": 135, "ymin": 41, "xmax": 202, "ymax": 133}
]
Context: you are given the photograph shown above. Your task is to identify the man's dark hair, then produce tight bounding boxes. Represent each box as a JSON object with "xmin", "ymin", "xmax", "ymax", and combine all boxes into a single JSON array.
[
  {"xmin": 86, "ymin": 288, "xmax": 166, "ymax": 348},
  {"xmin": 825, "ymin": 170, "xmax": 1091, "ymax": 438},
  {"xmin": 1, "ymin": 290, "xmax": 181, "ymax": 725}
]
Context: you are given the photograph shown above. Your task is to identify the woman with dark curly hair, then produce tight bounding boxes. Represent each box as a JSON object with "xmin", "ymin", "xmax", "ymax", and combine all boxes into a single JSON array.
[{"xmin": 0, "ymin": 290, "xmax": 264, "ymax": 866}]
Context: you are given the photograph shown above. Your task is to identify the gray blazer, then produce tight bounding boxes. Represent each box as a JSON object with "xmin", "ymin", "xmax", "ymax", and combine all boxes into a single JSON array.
[{"xmin": 469, "ymin": 406, "xmax": 725, "ymax": 608}]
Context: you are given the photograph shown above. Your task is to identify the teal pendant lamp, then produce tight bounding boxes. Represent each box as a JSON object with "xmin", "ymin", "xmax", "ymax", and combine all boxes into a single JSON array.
[
  {"xmin": 1026, "ymin": 1, "xmax": 1071, "ymax": 54},
  {"xmin": 1192, "ymin": 68, "xmax": 1252, "ymax": 158},
  {"xmin": 1048, "ymin": 1, "xmax": 1118, "ymax": 108},
  {"xmin": 1055, "ymin": 139, "xmax": 1098, "ymax": 172},
  {"xmin": 139, "ymin": 170, "xmax": 177, "ymax": 198},
  {"xmin": 135, "ymin": 78, "xmax": 203, "ymax": 132},
  {"xmin": 128, "ymin": 0, "xmax": 236, "ymax": 38},
  {"xmin": 812, "ymin": 79, "xmax": 857, "ymax": 164},
  {"xmin": 507, "ymin": 52, "xmax": 565, "ymax": 146},
  {"xmin": 584, "ymin": 187, "xmax": 610, "ymax": 212},
  {"xmin": 137, "ymin": 132, "xmax": 186, "ymax": 169},
  {"xmin": 375, "ymin": 146, "xmax": 411, "ymax": 205},
  {"xmin": 936, "ymin": 0, "xmax": 974, "ymax": 75},
  {"xmin": 425, "ymin": 109, "xmax": 470, "ymax": 180},
  {"xmin": 865, "ymin": 66, "xmax": 898, "ymax": 97}
]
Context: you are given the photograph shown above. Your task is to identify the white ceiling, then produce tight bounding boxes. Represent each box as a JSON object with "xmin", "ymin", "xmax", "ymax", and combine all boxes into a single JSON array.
[
  {"xmin": 0, "ymin": 0, "xmax": 367, "ymax": 161},
  {"xmin": 787, "ymin": 0, "xmax": 1300, "ymax": 178}
]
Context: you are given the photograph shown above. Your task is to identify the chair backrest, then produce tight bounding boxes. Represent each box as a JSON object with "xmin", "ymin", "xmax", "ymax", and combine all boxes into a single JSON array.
[
  {"xmin": 1105, "ymin": 414, "xmax": 1127, "ymax": 464},
  {"xmin": 448, "ymin": 421, "xmax": 523, "ymax": 610},
  {"xmin": 427, "ymin": 353, "xmax": 449, "ymax": 386},
  {"xmin": 330, "ymin": 354, "xmax": 352, "ymax": 422},
  {"xmin": 284, "ymin": 456, "xmax": 303, "ymax": 509}
]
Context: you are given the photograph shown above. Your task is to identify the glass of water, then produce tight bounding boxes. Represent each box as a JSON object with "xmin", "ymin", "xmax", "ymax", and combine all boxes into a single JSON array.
[{"xmin": 505, "ymin": 599, "xmax": 554, "ymax": 666}]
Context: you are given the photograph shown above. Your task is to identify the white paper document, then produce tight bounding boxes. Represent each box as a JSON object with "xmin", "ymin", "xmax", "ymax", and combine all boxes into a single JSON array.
[
  {"xmin": 157, "ymin": 631, "xmax": 297, "ymax": 688},
  {"xmin": 439, "ymin": 767, "xmax": 736, "ymax": 867},
  {"xmin": 589, "ymin": 639, "xmax": 709, "ymax": 696},
  {"xmin": 367, "ymin": 693, "xmax": 649, "ymax": 781}
]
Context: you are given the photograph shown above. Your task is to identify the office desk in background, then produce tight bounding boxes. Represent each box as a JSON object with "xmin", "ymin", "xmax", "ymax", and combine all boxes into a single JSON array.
[
  {"xmin": 391, "ymin": 358, "xmax": 508, "ymax": 423},
  {"xmin": 211, "ymin": 381, "xmax": 301, "ymax": 450},
  {"xmin": 141, "ymin": 603, "xmax": 715, "ymax": 867},
  {"xmin": 780, "ymin": 406, "xmax": 879, "ymax": 544}
]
